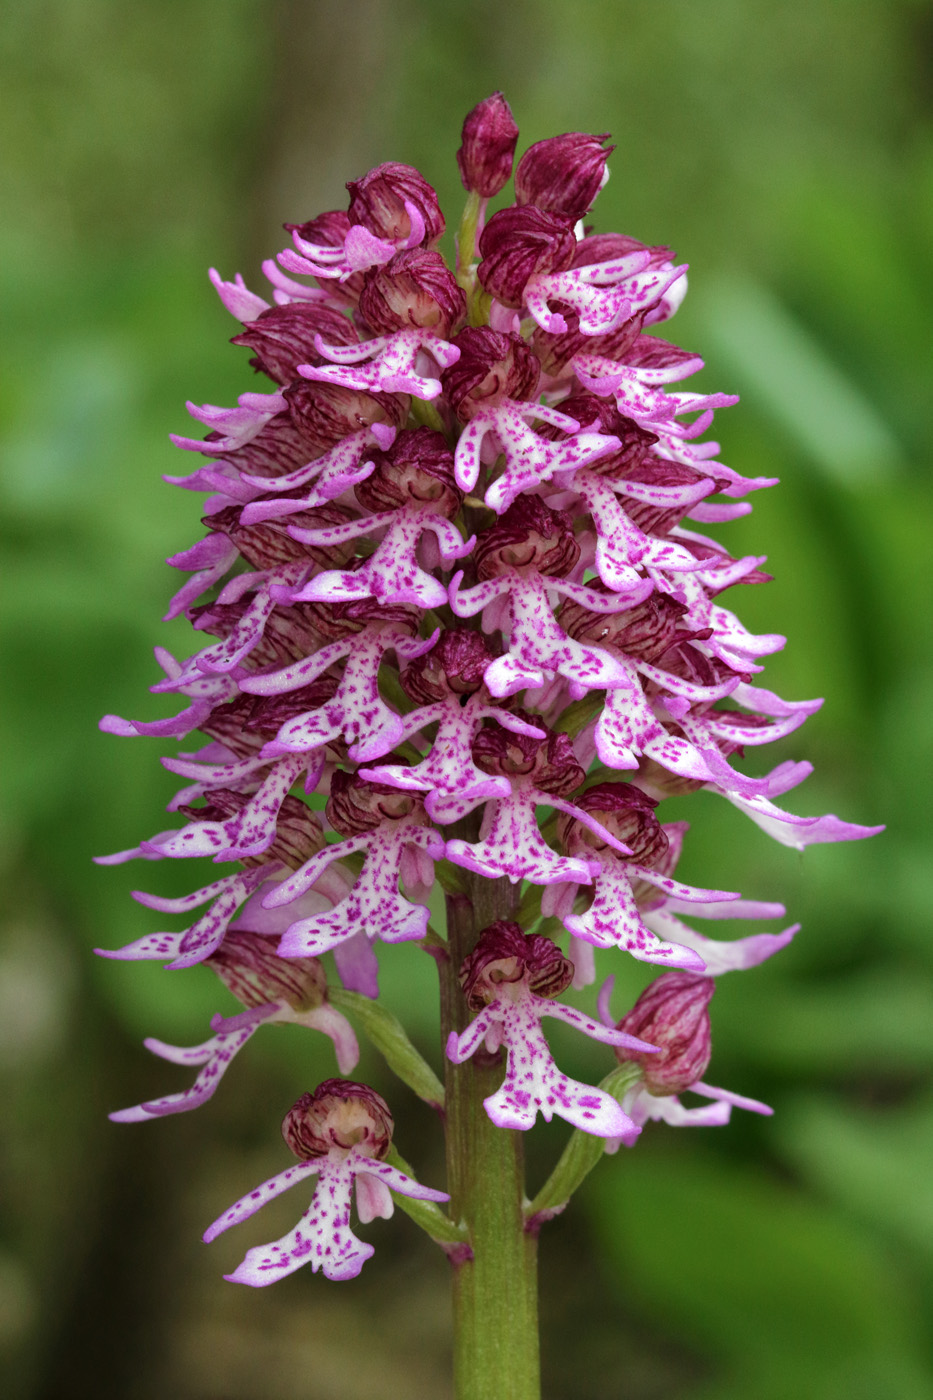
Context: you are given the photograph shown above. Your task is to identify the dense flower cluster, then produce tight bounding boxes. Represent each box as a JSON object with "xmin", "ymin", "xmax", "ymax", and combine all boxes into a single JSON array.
[{"xmin": 100, "ymin": 94, "xmax": 879, "ymax": 1285}]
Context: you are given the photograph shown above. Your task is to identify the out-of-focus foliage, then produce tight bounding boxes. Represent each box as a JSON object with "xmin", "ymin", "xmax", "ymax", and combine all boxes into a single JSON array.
[{"xmin": 1, "ymin": 2, "xmax": 931, "ymax": 1397}]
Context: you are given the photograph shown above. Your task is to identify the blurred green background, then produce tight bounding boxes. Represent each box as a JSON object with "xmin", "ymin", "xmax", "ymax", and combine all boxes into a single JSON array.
[{"xmin": 1, "ymin": 2, "xmax": 931, "ymax": 1397}]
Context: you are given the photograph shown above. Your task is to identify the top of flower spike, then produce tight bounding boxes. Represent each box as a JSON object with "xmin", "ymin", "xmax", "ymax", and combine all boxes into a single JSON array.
[{"xmin": 457, "ymin": 92, "xmax": 520, "ymax": 197}]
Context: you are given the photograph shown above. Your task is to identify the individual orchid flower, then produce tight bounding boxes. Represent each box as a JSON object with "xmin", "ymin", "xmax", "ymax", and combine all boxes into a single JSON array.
[
  {"xmin": 99, "ymin": 644, "xmax": 241, "ymax": 741},
  {"xmin": 280, "ymin": 428, "xmax": 473, "ymax": 611},
  {"xmin": 294, "ymin": 247, "xmax": 466, "ymax": 398},
  {"xmin": 598, "ymin": 972, "xmax": 773, "ymax": 1147},
  {"xmin": 109, "ymin": 932, "xmax": 359, "ymax": 1122},
  {"xmin": 442, "ymin": 326, "xmax": 621, "ymax": 507},
  {"xmin": 93, "ymin": 863, "xmax": 278, "ymax": 969},
  {"xmin": 446, "ymin": 922, "xmax": 657, "ymax": 1136},
  {"xmin": 153, "ymin": 760, "xmax": 325, "ymax": 864},
  {"xmin": 234, "ymin": 425, "xmax": 390, "ymax": 509},
  {"xmin": 443, "ymin": 715, "xmax": 636, "ymax": 886},
  {"xmin": 550, "ymin": 783, "xmax": 739, "ymax": 973},
  {"xmin": 475, "ymin": 203, "xmax": 685, "ymax": 340},
  {"xmin": 239, "ymin": 604, "xmax": 430, "ymax": 763},
  {"xmin": 549, "ymin": 793, "xmax": 798, "ymax": 986},
  {"xmin": 358, "ymin": 627, "xmax": 547, "ymax": 813},
  {"xmin": 276, "ymin": 163, "xmax": 446, "ymax": 289},
  {"xmin": 261, "ymin": 774, "xmax": 444, "ymax": 958},
  {"xmin": 450, "ymin": 496, "xmax": 652, "ymax": 699},
  {"xmin": 205, "ymin": 1082, "xmax": 448, "ymax": 1284}
]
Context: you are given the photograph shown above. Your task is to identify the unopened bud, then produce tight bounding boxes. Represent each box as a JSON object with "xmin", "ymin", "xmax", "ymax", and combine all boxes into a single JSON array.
[
  {"xmin": 358, "ymin": 248, "xmax": 466, "ymax": 338},
  {"xmin": 477, "ymin": 205, "xmax": 576, "ymax": 308},
  {"xmin": 442, "ymin": 327, "xmax": 540, "ymax": 422},
  {"xmin": 459, "ymin": 921, "xmax": 573, "ymax": 1009},
  {"xmin": 347, "ymin": 162, "xmax": 445, "ymax": 245},
  {"xmin": 282, "ymin": 1080, "xmax": 393, "ymax": 1160},
  {"xmin": 514, "ymin": 132, "xmax": 613, "ymax": 221},
  {"xmin": 614, "ymin": 972, "xmax": 714, "ymax": 1094},
  {"xmin": 474, "ymin": 496, "xmax": 579, "ymax": 579},
  {"xmin": 456, "ymin": 92, "xmax": 520, "ymax": 197}
]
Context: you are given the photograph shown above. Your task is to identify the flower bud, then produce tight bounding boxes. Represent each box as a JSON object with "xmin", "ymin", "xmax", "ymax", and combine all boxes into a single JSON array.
[
  {"xmin": 282, "ymin": 1080, "xmax": 394, "ymax": 1160},
  {"xmin": 358, "ymin": 248, "xmax": 466, "ymax": 338},
  {"xmin": 556, "ymin": 782, "xmax": 668, "ymax": 866},
  {"xmin": 459, "ymin": 921, "xmax": 573, "ymax": 1009},
  {"xmin": 207, "ymin": 928, "xmax": 327, "ymax": 1011},
  {"xmin": 456, "ymin": 92, "xmax": 520, "ymax": 197},
  {"xmin": 399, "ymin": 627, "xmax": 496, "ymax": 704},
  {"xmin": 477, "ymin": 205, "xmax": 576, "ymax": 308},
  {"xmin": 206, "ymin": 498, "xmax": 357, "ymax": 570},
  {"xmin": 442, "ymin": 327, "xmax": 540, "ymax": 423},
  {"xmin": 284, "ymin": 379, "xmax": 410, "ymax": 453},
  {"xmin": 514, "ymin": 132, "xmax": 613, "ymax": 221},
  {"xmin": 560, "ymin": 588, "xmax": 695, "ymax": 662},
  {"xmin": 474, "ymin": 496, "xmax": 579, "ymax": 580},
  {"xmin": 614, "ymin": 972, "xmax": 714, "ymax": 1095},
  {"xmin": 472, "ymin": 711, "xmax": 584, "ymax": 797},
  {"xmin": 346, "ymin": 162, "xmax": 445, "ymax": 246},
  {"xmin": 326, "ymin": 769, "xmax": 427, "ymax": 836},
  {"xmin": 354, "ymin": 426, "xmax": 462, "ymax": 516},
  {"xmin": 231, "ymin": 303, "xmax": 359, "ymax": 385}
]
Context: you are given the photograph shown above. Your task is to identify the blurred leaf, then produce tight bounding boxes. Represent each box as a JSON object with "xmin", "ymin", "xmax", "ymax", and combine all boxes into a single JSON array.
[
  {"xmin": 701, "ymin": 275, "xmax": 904, "ymax": 485},
  {"xmin": 586, "ymin": 1148, "xmax": 929, "ymax": 1399},
  {"xmin": 775, "ymin": 1093, "xmax": 933, "ymax": 1264}
]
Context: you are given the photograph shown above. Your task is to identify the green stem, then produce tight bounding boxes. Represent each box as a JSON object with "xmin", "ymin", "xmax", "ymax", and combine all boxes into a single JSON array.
[{"xmin": 442, "ymin": 850, "xmax": 540, "ymax": 1400}]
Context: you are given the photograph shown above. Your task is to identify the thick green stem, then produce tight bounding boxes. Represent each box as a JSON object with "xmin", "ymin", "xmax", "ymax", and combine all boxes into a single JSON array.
[{"xmin": 442, "ymin": 852, "xmax": 540, "ymax": 1400}]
